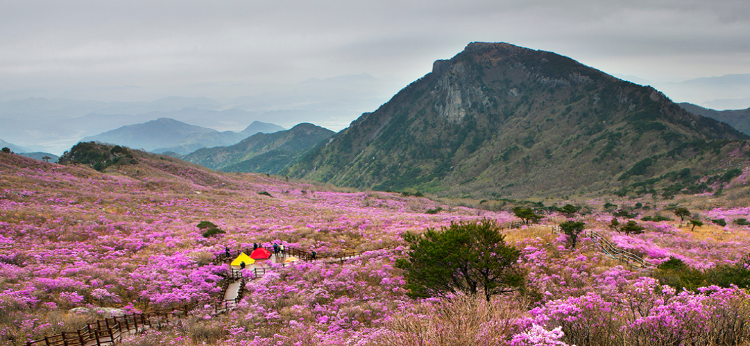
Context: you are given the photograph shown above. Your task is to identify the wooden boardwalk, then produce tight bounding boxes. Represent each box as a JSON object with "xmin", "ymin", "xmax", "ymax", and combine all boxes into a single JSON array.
[
  {"xmin": 587, "ymin": 230, "xmax": 654, "ymax": 268},
  {"xmin": 27, "ymin": 246, "xmax": 358, "ymax": 346}
]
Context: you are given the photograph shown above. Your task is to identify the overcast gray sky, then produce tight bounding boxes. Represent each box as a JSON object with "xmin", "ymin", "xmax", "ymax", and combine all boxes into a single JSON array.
[{"xmin": 1, "ymin": 0, "xmax": 750, "ymax": 106}]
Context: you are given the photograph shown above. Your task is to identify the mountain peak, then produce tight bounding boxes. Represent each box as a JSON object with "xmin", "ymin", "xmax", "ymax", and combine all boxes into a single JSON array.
[
  {"xmin": 239, "ymin": 121, "xmax": 285, "ymax": 137},
  {"xmin": 284, "ymin": 42, "xmax": 747, "ymax": 198}
]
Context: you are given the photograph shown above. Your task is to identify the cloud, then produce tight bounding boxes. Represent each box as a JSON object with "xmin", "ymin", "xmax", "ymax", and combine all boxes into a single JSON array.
[{"xmin": 0, "ymin": 0, "xmax": 748, "ymax": 99}]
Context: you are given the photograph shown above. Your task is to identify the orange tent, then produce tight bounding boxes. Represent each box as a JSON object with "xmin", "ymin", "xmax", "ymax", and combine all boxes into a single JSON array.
[
  {"xmin": 250, "ymin": 247, "xmax": 272, "ymax": 259},
  {"xmin": 284, "ymin": 256, "xmax": 299, "ymax": 263}
]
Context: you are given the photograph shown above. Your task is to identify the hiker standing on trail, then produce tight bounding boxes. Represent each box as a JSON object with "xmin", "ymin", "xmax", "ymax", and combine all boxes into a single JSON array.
[
  {"xmin": 311, "ymin": 250, "xmax": 316, "ymax": 260},
  {"xmin": 225, "ymin": 246, "xmax": 231, "ymax": 258},
  {"xmin": 273, "ymin": 243, "xmax": 279, "ymax": 255},
  {"xmin": 253, "ymin": 243, "xmax": 258, "ymax": 250},
  {"xmin": 280, "ymin": 244, "xmax": 285, "ymax": 255}
]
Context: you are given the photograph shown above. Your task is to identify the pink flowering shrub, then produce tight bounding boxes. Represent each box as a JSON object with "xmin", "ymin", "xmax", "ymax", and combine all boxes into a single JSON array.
[
  {"xmin": 4, "ymin": 150, "xmax": 750, "ymax": 345},
  {"xmin": 511, "ymin": 324, "xmax": 570, "ymax": 346}
]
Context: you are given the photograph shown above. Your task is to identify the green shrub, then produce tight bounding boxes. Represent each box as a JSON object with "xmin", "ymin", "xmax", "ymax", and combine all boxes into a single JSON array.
[
  {"xmin": 734, "ymin": 218, "xmax": 750, "ymax": 226},
  {"xmin": 257, "ymin": 191, "xmax": 272, "ymax": 197},
  {"xmin": 196, "ymin": 221, "xmax": 217, "ymax": 230},
  {"xmin": 658, "ymin": 257, "xmax": 687, "ymax": 270},
  {"xmin": 654, "ymin": 258, "xmax": 706, "ymax": 291},
  {"xmin": 613, "ymin": 209, "xmax": 636, "ymax": 218},
  {"xmin": 425, "ymin": 207, "xmax": 443, "ymax": 214},
  {"xmin": 202, "ymin": 228, "xmax": 225, "ymax": 238},
  {"xmin": 706, "ymin": 265, "xmax": 750, "ymax": 289},
  {"xmin": 620, "ymin": 220, "xmax": 644, "ymax": 235},
  {"xmin": 712, "ymin": 219, "xmax": 727, "ymax": 227},
  {"xmin": 642, "ymin": 215, "xmax": 672, "ymax": 222},
  {"xmin": 654, "ymin": 257, "xmax": 750, "ymax": 291}
]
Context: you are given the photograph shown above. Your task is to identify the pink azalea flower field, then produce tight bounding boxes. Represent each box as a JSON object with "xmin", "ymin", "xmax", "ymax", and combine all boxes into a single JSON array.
[{"xmin": 3, "ymin": 153, "xmax": 750, "ymax": 345}]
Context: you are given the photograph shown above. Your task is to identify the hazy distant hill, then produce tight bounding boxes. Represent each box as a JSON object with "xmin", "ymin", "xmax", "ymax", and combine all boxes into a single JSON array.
[
  {"xmin": 239, "ymin": 121, "xmax": 285, "ymax": 137},
  {"xmin": 183, "ymin": 123, "xmax": 334, "ymax": 173},
  {"xmin": 19, "ymin": 152, "xmax": 59, "ymax": 162},
  {"xmin": 679, "ymin": 103, "xmax": 750, "ymax": 136},
  {"xmin": 284, "ymin": 42, "xmax": 747, "ymax": 198},
  {"xmin": 0, "ymin": 139, "xmax": 29, "ymax": 153},
  {"xmin": 82, "ymin": 118, "xmax": 283, "ymax": 155}
]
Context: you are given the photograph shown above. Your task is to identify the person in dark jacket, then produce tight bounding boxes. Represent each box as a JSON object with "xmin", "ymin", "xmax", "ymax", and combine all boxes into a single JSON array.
[
  {"xmin": 225, "ymin": 246, "xmax": 231, "ymax": 258},
  {"xmin": 240, "ymin": 261, "xmax": 246, "ymax": 270},
  {"xmin": 311, "ymin": 250, "xmax": 316, "ymax": 260}
]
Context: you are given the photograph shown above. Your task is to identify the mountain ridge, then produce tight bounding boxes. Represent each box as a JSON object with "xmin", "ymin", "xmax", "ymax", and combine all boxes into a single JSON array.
[
  {"xmin": 679, "ymin": 103, "xmax": 750, "ymax": 136},
  {"xmin": 0, "ymin": 139, "xmax": 29, "ymax": 153},
  {"xmin": 183, "ymin": 123, "xmax": 335, "ymax": 173},
  {"xmin": 283, "ymin": 42, "xmax": 748, "ymax": 198},
  {"xmin": 83, "ymin": 118, "xmax": 284, "ymax": 155}
]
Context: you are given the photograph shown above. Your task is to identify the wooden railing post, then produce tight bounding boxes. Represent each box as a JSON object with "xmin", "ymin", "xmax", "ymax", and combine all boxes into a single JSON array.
[{"xmin": 94, "ymin": 329, "xmax": 101, "ymax": 346}]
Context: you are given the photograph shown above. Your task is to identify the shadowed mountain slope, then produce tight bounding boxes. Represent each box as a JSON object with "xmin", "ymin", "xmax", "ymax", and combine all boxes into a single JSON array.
[
  {"xmin": 283, "ymin": 42, "xmax": 748, "ymax": 198},
  {"xmin": 680, "ymin": 103, "xmax": 750, "ymax": 136},
  {"xmin": 183, "ymin": 123, "xmax": 334, "ymax": 173}
]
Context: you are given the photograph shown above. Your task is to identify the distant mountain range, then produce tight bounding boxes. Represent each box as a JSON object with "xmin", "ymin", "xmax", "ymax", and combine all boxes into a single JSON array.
[
  {"xmin": 283, "ymin": 42, "xmax": 748, "ymax": 198},
  {"xmin": 680, "ymin": 103, "xmax": 750, "ymax": 136},
  {"xmin": 82, "ymin": 118, "xmax": 284, "ymax": 155},
  {"xmin": 182, "ymin": 123, "xmax": 335, "ymax": 174},
  {"xmin": 0, "ymin": 138, "xmax": 59, "ymax": 162},
  {"xmin": 0, "ymin": 74, "xmax": 403, "ymax": 154}
]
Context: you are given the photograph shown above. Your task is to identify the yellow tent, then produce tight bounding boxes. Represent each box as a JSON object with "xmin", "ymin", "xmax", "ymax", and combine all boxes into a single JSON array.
[
  {"xmin": 284, "ymin": 256, "xmax": 299, "ymax": 263},
  {"xmin": 231, "ymin": 252, "xmax": 255, "ymax": 267}
]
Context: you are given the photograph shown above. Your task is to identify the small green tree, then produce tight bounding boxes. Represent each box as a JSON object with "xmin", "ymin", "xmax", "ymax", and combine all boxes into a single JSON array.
[
  {"xmin": 689, "ymin": 219, "xmax": 703, "ymax": 232},
  {"xmin": 674, "ymin": 207, "xmax": 691, "ymax": 222},
  {"xmin": 1, "ymin": 147, "xmax": 10, "ymax": 154},
  {"xmin": 559, "ymin": 204, "xmax": 581, "ymax": 218},
  {"xmin": 559, "ymin": 221, "xmax": 586, "ymax": 249},
  {"xmin": 621, "ymin": 220, "xmax": 645, "ymax": 235},
  {"xmin": 609, "ymin": 218, "xmax": 620, "ymax": 232},
  {"xmin": 613, "ymin": 209, "xmax": 636, "ymax": 218},
  {"xmin": 42, "ymin": 156, "xmax": 51, "ymax": 162},
  {"xmin": 512, "ymin": 207, "xmax": 542, "ymax": 225},
  {"xmin": 202, "ymin": 228, "xmax": 225, "ymax": 237},
  {"xmin": 396, "ymin": 220, "xmax": 524, "ymax": 302}
]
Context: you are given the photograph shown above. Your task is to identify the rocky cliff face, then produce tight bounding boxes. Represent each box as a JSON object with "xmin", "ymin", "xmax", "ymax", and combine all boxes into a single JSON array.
[{"xmin": 283, "ymin": 43, "xmax": 748, "ymax": 198}]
